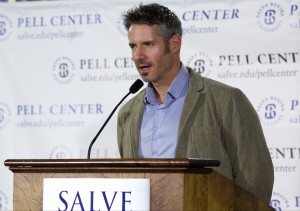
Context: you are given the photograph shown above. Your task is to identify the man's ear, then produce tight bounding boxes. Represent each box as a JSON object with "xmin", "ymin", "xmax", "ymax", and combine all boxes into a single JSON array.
[{"xmin": 169, "ymin": 34, "xmax": 181, "ymax": 54}]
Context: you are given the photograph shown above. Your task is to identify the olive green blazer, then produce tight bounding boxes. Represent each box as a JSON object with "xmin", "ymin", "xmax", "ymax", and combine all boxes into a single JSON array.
[{"xmin": 117, "ymin": 68, "xmax": 274, "ymax": 203}]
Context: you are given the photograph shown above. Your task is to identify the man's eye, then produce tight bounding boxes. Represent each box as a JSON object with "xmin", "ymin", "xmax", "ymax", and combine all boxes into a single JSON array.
[
  {"xmin": 129, "ymin": 45, "xmax": 136, "ymax": 50},
  {"xmin": 145, "ymin": 42, "xmax": 153, "ymax": 47}
]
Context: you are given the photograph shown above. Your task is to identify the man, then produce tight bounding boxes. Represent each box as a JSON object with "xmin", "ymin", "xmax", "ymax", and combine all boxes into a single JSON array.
[{"xmin": 117, "ymin": 3, "xmax": 274, "ymax": 203}]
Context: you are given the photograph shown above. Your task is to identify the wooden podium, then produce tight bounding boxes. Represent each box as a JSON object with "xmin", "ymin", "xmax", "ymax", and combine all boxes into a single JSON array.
[{"xmin": 5, "ymin": 158, "xmax": 274, "ymax": 211}]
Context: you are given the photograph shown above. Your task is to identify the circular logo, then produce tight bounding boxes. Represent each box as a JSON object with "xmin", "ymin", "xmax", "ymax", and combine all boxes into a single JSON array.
[
  {"xmin": 52, "ymin": 56, "xmax": 75, "ymax": 84},
  {"xmin": 186, "ymin": 52, "xmax": 213, "ymax": 77},
  {"xmin": 0, "ymin": 102, "xmax": 12, "ymax": 129},
  {"xmin": 0, "ymin": 190, "xmax": 9, "ymax": 211},
  {"xmin": 256, "ymin": 3, "xmax": 284, "ymax": 32},
  {"xmin": 257, "ymin": 96, "xmax": 284, "ymax": 126},
  {"xmin": 49, "ymin": 145, "xmax": 73, "ymax": 159},
  {"xmin": 270, "ymin": 192, "xmax": 290, "ymax": 210},
  {"xmin": 0, "ymin": 14, "xmax": 13, "ymax": 42},
  {"xmin": 117, "ymin": 12, "xmax": 127, "ymax": 37}
]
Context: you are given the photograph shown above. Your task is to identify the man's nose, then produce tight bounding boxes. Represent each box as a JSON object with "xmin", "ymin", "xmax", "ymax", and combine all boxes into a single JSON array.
[{"xmin": 133, "ymin": 46, "xmax": 145, "ymax": 60}]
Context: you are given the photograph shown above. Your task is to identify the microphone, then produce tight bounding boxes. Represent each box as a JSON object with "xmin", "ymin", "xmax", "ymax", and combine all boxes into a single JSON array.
[{"xmin": 87, "ymin": 79, "xmax": 144, "ymax": 159}]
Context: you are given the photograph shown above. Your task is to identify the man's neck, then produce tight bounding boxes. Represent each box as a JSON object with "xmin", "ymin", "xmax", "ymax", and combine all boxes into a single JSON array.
[{"xmin": 151, "ymin": 63, "xmax": 182, "ymax": 104}]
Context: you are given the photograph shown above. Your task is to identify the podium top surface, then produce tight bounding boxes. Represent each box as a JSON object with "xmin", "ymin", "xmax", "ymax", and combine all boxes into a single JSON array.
[{"xmin": 4, "ymin": 158, "xmax": 220, "ymax": 173}]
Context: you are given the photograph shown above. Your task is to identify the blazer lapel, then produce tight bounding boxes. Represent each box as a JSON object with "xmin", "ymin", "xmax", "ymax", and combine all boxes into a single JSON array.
[
  {"xmin": 176, "ymin": 68, "xmax": 204, "ymax": 157},
  {"xmin": 130, "ymin": 91, "xmax": 145, "ymax": 158}
]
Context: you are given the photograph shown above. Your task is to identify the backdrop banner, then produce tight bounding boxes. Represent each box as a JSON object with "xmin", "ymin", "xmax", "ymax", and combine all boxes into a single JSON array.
[{"xmin": 0, "ymin": 0, "xmax": 299, "ymax": 210}]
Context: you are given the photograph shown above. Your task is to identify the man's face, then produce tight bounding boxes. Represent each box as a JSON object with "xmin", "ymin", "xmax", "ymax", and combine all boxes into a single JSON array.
[{"xmin": 128, "ymin": 24, "xmax": 175, "ymax": 84}]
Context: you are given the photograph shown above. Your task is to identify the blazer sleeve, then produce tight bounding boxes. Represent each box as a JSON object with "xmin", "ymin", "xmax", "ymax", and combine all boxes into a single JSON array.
[{"xmin": 223, "ymin": 88, "xmax": 274, "ymax": 203}]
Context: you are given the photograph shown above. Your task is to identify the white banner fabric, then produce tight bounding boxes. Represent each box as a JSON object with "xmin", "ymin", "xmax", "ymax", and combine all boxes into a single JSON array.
[{"xmin": 0, "ymin": 0, "xmax": 299, "ymax": 210}]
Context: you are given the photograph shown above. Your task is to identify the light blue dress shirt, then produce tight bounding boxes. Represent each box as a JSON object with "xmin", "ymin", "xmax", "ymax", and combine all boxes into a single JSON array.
[{"xmin": 139, "ymin": 65, "xmax": 189, "ymax": 158}]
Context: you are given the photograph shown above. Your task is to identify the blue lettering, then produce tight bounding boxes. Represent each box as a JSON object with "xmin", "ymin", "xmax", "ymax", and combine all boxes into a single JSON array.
[
  {"xmin": 201, "ymin": 11, "xmax": 209, "ymax": 20},
  {"xmin": 102, "ymin": 191, "xmax": 117, "ymax": 211},
  {"xmin": 213, "ymin": 10, "xmax": 222, "ymax": 20},
  {"xmin": 51, "ymin": 16, "xmax": 59, "ymax": 26},
  {"xmin": 193, "ymin": 11, "xmax": 200, "ymax": 20},
  {"xmin": 17, "ymin": 18, "xmax": 24, "ymax": 27},
  {"xmin": 258, "ymin": 54, "xmax": 267, "ymax": 64},
  {"xmin": 114, "ymin": 57, "xmax": 134, "ymax": 68},
  {"xmin": 222, "ymin": 9, "xmax": 231, "ymax": 19},
  {"xmin": 17, "ymin": 105, "xmax": 23, "ymax": 115},
  {"xmin": 17, "ymin": 105, "xmax": 44, "ymax": 115},
  {"xmin": 0, "ymin": 21, "xmax": 6, "ymax": 36},
  {"xmin": 50, "ymin": 105, "xmax": 59, "ymax": 115},
  {"xmin": 291, "ymin": 100, "xmax": 299, "ymax": 110},
  {"xmin": 17, "ymin": 17, "xmax": 46, "ymax": 28},
  {"xmin": 64, "ymin": 16, "xmax": 75, "ymax": 25},
  {"xmin": 265, "ymin": 104, "xmax": 277, "ymax": 119},
  {"xmin": 70, "ymin": 191, "xmax": 85, "ymax": 211},
  {"xmin": 270, "ymin": 199, "xmax": 282, "ymax": 211},
  {"xmin": 50, "ymin": 104, "xmax": 102, "ymax": 115},
  {"xmin": 182, "ymin": 11, "xmax": 191, "ymax": 21},
  {"xmin": 89, "ymin": 191, "xmax": 100, "ymax": 211},
  {"xmin": 264, "ymin": 10, "xmax": 276, "ymax": 25},
  {"xmin": 122, "ymin": 191, "xmax": 131, "ymax": 211},
  {"xmin": 290, "ymin": 5, "xmax": 298, "ymax": 15},
  {"xmin": 182, "ymin": 9, "xmax": 239, "ymax": 21},
  {"xmin": 232, "ymin": 9, "xmax": 239, "ymax": 19},
  {"xmin": 95, "ymin": 14, "xmax": 101, "ymax": 24},
  {"xmin": 52, "ymin": 190, "xmax": 135, "ymax": 211},
  {"xmin": 58, "ymin": 63, "xmax": 70, "ymax": 78},
  {"xmin": 51, "ymin": 14, "xmax": 101, "ymax": 26},
  {"xmin": 296, "ymin": 196, "xmax": 300, "ymax": 207},
  {"xmin": 95, "ymin": 104, "xmax": 103, "ymax": 114},
  {"xmin": 194, "ymin": 59, "xmax": 206, "ymax": 74},
  {"xmin": 58, "ymin": 191, "xmax": 68, "ymax": 211}
]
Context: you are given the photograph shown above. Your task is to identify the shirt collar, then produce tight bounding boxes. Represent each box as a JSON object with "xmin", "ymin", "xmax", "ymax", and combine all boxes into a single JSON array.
[{"xmin": 144, "ymin": 64, "xmax": 189, "ymax": 105}]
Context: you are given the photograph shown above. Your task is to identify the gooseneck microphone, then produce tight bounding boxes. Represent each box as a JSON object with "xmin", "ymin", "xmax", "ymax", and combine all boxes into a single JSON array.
[{"xmin": 87, "ymin": 79, "xmax": 144, "ymax": 159}]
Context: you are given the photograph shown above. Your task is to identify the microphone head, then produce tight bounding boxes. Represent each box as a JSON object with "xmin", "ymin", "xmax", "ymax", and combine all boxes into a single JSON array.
[{"xmin": 129, "ymin": 79, "xmax": 144, "ymax": 94}]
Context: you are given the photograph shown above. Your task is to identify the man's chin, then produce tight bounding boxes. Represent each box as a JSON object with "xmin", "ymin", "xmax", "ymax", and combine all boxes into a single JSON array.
[
  {"xmin": 139, "ymin": 73, "xmax": 157, "ymax": 83},
  {"xmin": 140, "ymin": 75, "xmax": 150, "ymax": 83}
]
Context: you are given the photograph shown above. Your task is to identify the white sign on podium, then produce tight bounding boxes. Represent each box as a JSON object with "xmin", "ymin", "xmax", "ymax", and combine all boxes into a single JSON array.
[{"xmin": 43, "ymin": 178, "xmax": 150, "ymax": 211}]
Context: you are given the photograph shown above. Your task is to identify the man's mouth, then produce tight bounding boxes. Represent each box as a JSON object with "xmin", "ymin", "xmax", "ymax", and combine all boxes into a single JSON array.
[
  {"xmin": 139, "ymin": 64, "xmax": 151, "ymax": 70},
  {"xmin": 137, "ymin": 61, "xmax": 152, "ymax": 73}
]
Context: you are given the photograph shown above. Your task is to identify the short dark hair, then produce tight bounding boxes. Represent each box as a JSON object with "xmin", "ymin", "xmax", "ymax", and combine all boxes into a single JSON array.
[{"xmin": 123, "ymin": 3, "xmax": 182, "ymax": 43}]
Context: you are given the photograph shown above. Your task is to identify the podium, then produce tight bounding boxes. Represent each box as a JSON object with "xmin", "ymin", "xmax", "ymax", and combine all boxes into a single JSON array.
[{"xmin": 5, "ymin": 158, "xmax": 274, "ymax": 210}]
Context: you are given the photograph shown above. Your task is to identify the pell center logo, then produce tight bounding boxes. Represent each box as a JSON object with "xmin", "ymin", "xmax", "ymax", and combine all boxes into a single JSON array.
[
  {"xmin": 0, "ymin": 14, "xmax": 13, "ymax": 42},
  {"xmin": 49, "ymin": 145, "xmax": 73, "ymax": 159},
  {"xmin": 270, "ymin": 192, "xmax": 290, "ymax": 210},
  {"xmin": 117, "ymin": 12, "xmax": 127, "ymax": 37},
  {"xmin": 0, "ymin": 190, "xmax": 8, "ymax": 211},
  {"xmin": 52, "ymin": 56, "xmax": 75, "ymax": 84},
  {"xmin": 256, "ymin": 2, "xmax": 284, "ymax": 32},
  {"xmin": 186, "ymin": 52, "xmax": 213, "ymax": 77},
  {"xmin": 257, "ymin": 96, "xmax": 284, "ymax": 126},
  {"xmin": 0, "ymin": 101, "xmax": 12, "ymax": 129}
]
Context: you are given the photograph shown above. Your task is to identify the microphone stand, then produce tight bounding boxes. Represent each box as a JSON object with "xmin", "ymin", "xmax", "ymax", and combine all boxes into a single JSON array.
[
  {"xmin": 87, "ymin": 79, "xmax": 143, "ymax": 159},
  {"xmin": 87, "ymin": 92, "xmax": 130, "ymax": 159}
]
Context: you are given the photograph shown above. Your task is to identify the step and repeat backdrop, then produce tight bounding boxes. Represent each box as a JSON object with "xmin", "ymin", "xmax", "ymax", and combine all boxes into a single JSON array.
[{"xmin": 0, "ymin": 0, "xmax": 300, "ymax": 210}]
